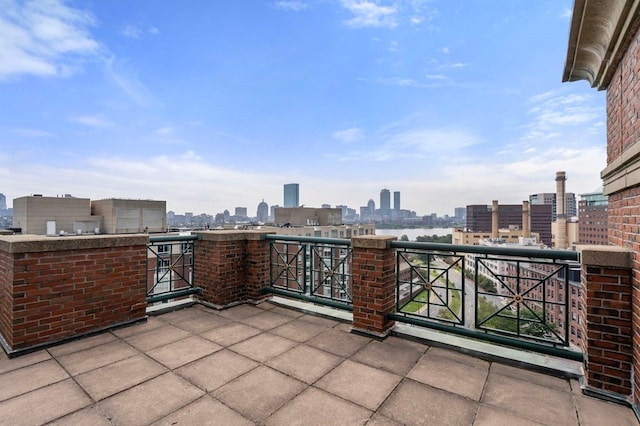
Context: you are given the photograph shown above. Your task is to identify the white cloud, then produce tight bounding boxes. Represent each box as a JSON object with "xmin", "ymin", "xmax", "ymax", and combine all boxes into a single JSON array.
[
  {"xmin": 155, "ymin": 126, "xmax": 173, "ymax": 135},
  {"xmin": 103, "ymin": 55, "xmax": 156, "ymax": 107},
  {"xmin": 149, "ymin": 26, "xmax": 159, "ymax": 35},
  {"xmin": 10, "ymin": 127, "xmax": 54, "ymax": 138},
  {"xmin": 121, "ymin": 25, "xmax": 143, "ymax": 39},
  {"xmin": 0, "ymin": 0, "xmax": 99, "ymax": 80},
  {"xmin": 69, "ymin": 115, "xmax": 113, "ymax": 128},
  {"xmin": 333, "ymin": 127, "xmax": 364, "ymax": 143},
  {"xmin": 273, "ymin": 1, "xmax": 310, "ymax": 11},
  {"xmin": 438, "ymin": 47, "xmax": 450, "ymax": 54},
  {"xmin": 341, "ymin": 0, "xmax": 398, "ymax": 28}
]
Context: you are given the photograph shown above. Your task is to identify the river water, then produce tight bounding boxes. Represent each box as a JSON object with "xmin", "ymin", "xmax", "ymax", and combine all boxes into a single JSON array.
[{"xmin": 374, "ymin": 227, "xmax": 453, "ymax": 241}]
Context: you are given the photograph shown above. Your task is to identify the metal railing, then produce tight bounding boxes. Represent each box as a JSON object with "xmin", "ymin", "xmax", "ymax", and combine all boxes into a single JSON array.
[
  {"xmin": 147, "ymin": 234, "xmax": 201, "ymax": 304},
  {"xmin": 264, "ymin": 235, "xmax": 353, "ymax": 310},
  {"xmin": 389, "ymin": 241, "xmax": 582, "ymax": 361}
]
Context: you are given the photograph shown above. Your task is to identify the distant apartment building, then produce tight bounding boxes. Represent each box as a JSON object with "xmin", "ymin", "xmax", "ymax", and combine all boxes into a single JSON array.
[
  {"xmin": 91, "ymin": 199, "xmax": 166, "ymax": 233},
  {"xmin": 234, "ymin": 207, "xmax": 248, "ymax": 218},
  {"xmin": 0, "ymin": 193, "xmax": 6, "ymax": 211},
  {"xmin": 274, "ymin": 207, "xmax": 342, "ymax": 226},
  {"xmin": 530, "ymin": 192, "xmax": 577, "ymax": 221},
  {"xmin": 454, "ymin": 207, "xmax": 466, "ymax": 222},
  {"xmin": 393, "ymin": 191, "xmax": 400, "ymax": 211},
  {"xmin": 13, "ymin": 195, "xmax": 166, "ymax": 235},
  {"xmin": 283, "ymin": 183, "xmax": 299, "ymax": 208},
  {"xmin": 578, "ymin": 190, "xmax": 608, "ymax": 245},
  {"xmin": 466, "ymin": 203, "xmax": 553, "ymax": 246},
  {"xmin": 13, "ymin": 195, "xmax": 99, "ymax": 235}
]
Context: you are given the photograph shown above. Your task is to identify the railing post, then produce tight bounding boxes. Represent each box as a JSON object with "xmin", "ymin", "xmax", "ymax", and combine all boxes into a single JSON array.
[
  {"xmin": 578, "ymin": 245, "xmax": 633, "ymax": 398},
  {"xmin": 351, "ymin": 235, "xmax": 397, "ymax": 337}
]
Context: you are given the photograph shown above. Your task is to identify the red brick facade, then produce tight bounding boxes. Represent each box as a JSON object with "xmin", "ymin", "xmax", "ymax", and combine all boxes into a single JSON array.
[
  {"xmin": 0, "ymin": 235, "xmax": 148, "ymax": 354},
  {"xmin": 351, "ymin": 235, "xmax": 397, "ymax": 336},
  {"xmin": 579, "ymin": 247, "xmax": 633, "ymax": 396}
]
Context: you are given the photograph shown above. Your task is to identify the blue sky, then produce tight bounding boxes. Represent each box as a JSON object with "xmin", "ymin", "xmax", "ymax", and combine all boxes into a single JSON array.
[{"xmin": 0, "ymin": 0, "xmax": 605, "ymax": 216}]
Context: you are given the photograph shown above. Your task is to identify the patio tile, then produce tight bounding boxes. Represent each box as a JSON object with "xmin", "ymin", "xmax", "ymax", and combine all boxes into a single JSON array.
[
  {"xmin": 266, "ymin": 344, "xmax": 342, "ymax": 384},
  {"xmin": 217, "ymin": 304, "xmax": 264, "ymax": 320},
  {"xmin": 407, "ymin": 351, "xmax": 489, "ymax": 400},
  {"xmin": 175, "ymin": 349, "xmax": 259, "ymax": 392},
  {"xmin": 75, "ymin": 353, "xmax": 167, "ymax": 401},
  {"xmin": 0, "ymin": 349, "xmax": 50, "ymax": 375},
  {"xmin": 426, "ymin": 346, "xmax": 489, "ymax": 368},
  {"xmin": 306, "ymin": 328, "xmax": 370, "ymax": 357},
  {"xmin": 270, "ymin": 317, "xmax": 329, "ymax": 342},
  {"xmin": 47, "ymin": 332, "xmax": 117, "ymax": 357},
  {"xmin": 55, "ymin": 339, "xmax": 139, "ymax": 376},
  {"xmin": 111, "ymin": 316, "xmax": 164, "ymax": 338},
  {"xmin": 474, "ymin": 404, "xmax": 543, "ymax": 426},
  {"xmin": 48, "ymin": 406, "xmax": 114, "ymax": 425},
  {"xmin": 124, "ymin": 324, "xmax": 191, "ymax": 352},
  {"xmin": 266, "ymin": 387, "xmax": 371, "ymax": 426},
  {"xmin": 0, "ymin": 359, "xmax": 69, "ymax": 402},
  {"xmin": 98, "ymin": 372, "xmax": 205, "ymax": 426},
  {"xmin": 351, "ymin": 340, "xmax": 423, "ymax": 376},
  {"xmin": 380, "ymin": 379, "xmax": 478, "ymax": 426},
  {"xmin": 482, "ymin": 372, "xmax": 578, "ymax": 426},
  {"xmin": 0, "ymin": 379, "xmax": 91, "ymax": 426},
  {"xmin": 172, "ymin": 312, "xmax": 230, "ymax": 333},
  {"xmin": 315, "ymin": 359, "xmax": 402, "ymax": 411},
  {"xmin": 200, "ymin": 322, "xmax": 261, "ymax": 346},
  {"xmin": 154, "ymin": 306, "xmax": 207, "ymax": 323},
  {"xmin": 490, "ymin": 361, "xmax": 571, "ymax": 392},
  {"xmin": 146, "ymin": 335, "xmax": 222, "ymax": 369},
  {"xmin": 212, "ymin": 366, "xmax": 306, "ymax": 422},
  {"xmin": 239, "ymin": 310, "xmax": 295, "ymax": 330},
  {"xmin": 574, "ymin": 393, "xmax": 639, "ymax": 426},
  {"xmin": 230, "ymin": 333, "xmax": 298, "ymax": 362},
  {"xmin": 151, "ymin": 395, "xmax": 254, "ymax": 426},
  {"xmin": 366, "ymin": 414, "xmax": 403, "ymax": 425},
  {"xmin": 385, "ymin": 335, "xmax": 429, "ymax": 353},
  {"xmin": 297, "ymin": 314, "xmax": 341, "ymax": 328},
  {"xmin": 269, "ymin": 305, "xmax": 305, "ymax": 318}
]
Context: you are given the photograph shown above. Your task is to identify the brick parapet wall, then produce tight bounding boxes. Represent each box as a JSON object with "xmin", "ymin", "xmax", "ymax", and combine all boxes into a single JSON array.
[
  {"xmin": 351, "ymin": 235, "xmax": 397, "ymax": 337},
  {"xmin": 578, "ymin": 246, "xmax": 633, "ymax": 397},
  {"xmin": 193, "ymin": 231, "xmax": 273, "ymax": 308},
  {"xmin": 0, "ymin": 235, "xmax": 148, "ymax": 355}
]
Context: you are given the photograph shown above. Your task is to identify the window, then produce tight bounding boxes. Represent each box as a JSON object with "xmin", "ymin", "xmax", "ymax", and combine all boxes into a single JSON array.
[
  {"xmin": 157, "ymin": 244, "xmax": 170, "ymax": 255},
  {"xmin": 180, "ymin": 243, "xmax": 192, "ymax": 254},
  {"xmin": 571, "ymin": 326, "xmax": 575, "ymax": 335},
  {"xmin": 577, "ymin": 329, "xmax": 582, "ymax": 338}
]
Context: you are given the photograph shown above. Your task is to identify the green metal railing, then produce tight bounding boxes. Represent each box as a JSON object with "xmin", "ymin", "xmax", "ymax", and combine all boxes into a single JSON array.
[
  {"xmin": 390, "ymin": 241, "xmax": 582, "ymax": 361},
  {"xmin": 264, "ymin": 235, "xmax": 353, "ymax": 311},
  {"xmin": 146, "ymin": 234, "xmax": 202, "ymax": 304}
]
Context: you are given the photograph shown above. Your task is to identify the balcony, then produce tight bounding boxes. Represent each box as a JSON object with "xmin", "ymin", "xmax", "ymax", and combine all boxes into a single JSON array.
[
  {"xmin": 0, "ymin": 231, "xmax": 638, "ymax": 424},
  {"xmin": 1, "ymin": 302, "xmax": 638, "ymax": 425}
]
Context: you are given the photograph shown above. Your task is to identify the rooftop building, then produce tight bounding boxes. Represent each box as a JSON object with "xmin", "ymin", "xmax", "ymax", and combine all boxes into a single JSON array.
[{"xmin": 283, "ymin": 183, "xmax": 299, "ymax": 208}]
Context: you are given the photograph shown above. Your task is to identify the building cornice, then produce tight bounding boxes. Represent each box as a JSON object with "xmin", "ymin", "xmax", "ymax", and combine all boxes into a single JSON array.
[
  {"xmin": 563, "ymin": 0, "xmax": 640, "ymax": 90},
  {"xmin": 601, "ymin": 140, "xmax": 640, "ymax": 195}
]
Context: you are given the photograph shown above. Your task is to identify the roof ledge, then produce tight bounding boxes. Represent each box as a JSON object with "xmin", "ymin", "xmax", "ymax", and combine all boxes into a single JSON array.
[{"xmin": 563, "ymin": 0, "xmax": 640, "ymax": 90}]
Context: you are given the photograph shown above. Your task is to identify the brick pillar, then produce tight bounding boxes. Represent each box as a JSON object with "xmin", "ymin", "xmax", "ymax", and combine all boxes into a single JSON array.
[
  {"xmin": 351, "ymin": 235, "xmax": 397, "ymax": 337},
  {"xmin": 0, "ymin": 235, "xmax": 148, "ymax": 356},
  {"xmin": 193, "ymin": 231, "xmax": 248, "ymax": 308},
  {"xmin": 245, "ymin": 231, "xmax": 275, "ymax": 303},
  {"xmin": 578, "ymin": 246, "xmax": 633, "ymax": 397}
]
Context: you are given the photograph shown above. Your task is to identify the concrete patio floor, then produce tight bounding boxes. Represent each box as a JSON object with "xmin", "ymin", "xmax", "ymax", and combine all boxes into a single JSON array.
[{"xmin": 0, "ymin": 301, "xmax": 638, "ymax": 426}]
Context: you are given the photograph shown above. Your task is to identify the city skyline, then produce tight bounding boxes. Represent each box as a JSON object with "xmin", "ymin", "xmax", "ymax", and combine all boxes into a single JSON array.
[{"xmin": 0, "ymin": 1, "xmax": 603, "ymax": 215}]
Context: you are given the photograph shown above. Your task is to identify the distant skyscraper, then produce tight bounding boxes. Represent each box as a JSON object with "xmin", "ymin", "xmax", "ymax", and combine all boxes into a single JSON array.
[
  {"xmin": 284, "ymin": 183, "xmax": 299, "ymax": 208},
  {"xmin": 530, "ymin": 192, "xmax": 577, "ymax": 221},
  {"xmin": 578, "ymin": 190, "xmax": 608, "ymax": 245},
  {"xmin": 380, "ymin": 189, "xmax": 391, "ymax": 212},
  {"xmin": 393, "ymin": 191, "xmax": 400, "ymax": 211},
  {"xmin": 367, "ymin": 199, "xmax": 375, "ymax": 215},
  {"xmin": 257, "ymin": 200, "xmax": 269, "ymax": 222},
  {"xmin": 454, "ymin": 207, "xmax": 466, "ymax": 221},
  {"xmin": 235, "ymin": 207, "xmax": 247, "ymax": 217},
  {"xmin": 0, "ymin": 193, "xmax": 5, "ymax": 211}
]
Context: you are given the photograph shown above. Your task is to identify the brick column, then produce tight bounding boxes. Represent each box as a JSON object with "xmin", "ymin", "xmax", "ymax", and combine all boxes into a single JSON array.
[
  {"xmin": 193, "ymin": 231, "xmax": 248, "ymax": 308},
  {"xmin": 0, "ymin": 235, "xmax": 148, "ymax": 356},
  {"xmin": 578, "ymin": 245, "xmax": 633, "ymax": 397},
  {"xmin": 351, "ymin": 235, "xmax": 397, "ymax": 337},
  {"xmin": 245, "ymin": 231, "xmax": 275, "ymax": 303}
]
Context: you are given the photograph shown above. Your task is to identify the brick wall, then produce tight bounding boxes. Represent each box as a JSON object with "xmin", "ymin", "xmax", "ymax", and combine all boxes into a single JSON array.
[
  {"xmin": 579, "ymin": 246, "xmax": 633, "ymax": 396},
  {"xmin": 351, "ymin": 235, "xmax": 397, "ymax": 336},
  {"xmin": 194, "ymin": 231, "xmax": 273, "ymax": 308},
  {"xmin": 0, "ymin": 235, "xmax": 148, "ymax": 354}
]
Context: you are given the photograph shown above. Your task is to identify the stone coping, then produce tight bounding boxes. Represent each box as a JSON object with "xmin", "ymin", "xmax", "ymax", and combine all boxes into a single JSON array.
[
  {"xmin": 0, "ymin": 234, "xmax": 149, "ymax": 254},
  {"xmin": 576, "ymin": 244, "xmax": 633, "ymax": 268},
  {"xmin": 352, "ymin": 235, "xmax": 397, "ymax": 249}
]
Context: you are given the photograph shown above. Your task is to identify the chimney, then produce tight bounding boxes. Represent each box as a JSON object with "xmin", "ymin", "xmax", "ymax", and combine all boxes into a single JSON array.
[
  {"xmin": 555, "ymin": 171, "xmax": 567, "ymax": 249},
  {"xmin": 522, "ymin": 200, "xmax": 530, "ymax": 238},
  {"xmin": 491, "ymin": 200, "xmax": 499, "ymax": 239}
]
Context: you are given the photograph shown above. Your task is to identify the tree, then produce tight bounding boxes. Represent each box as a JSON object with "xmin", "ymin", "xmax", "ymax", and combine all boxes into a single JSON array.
[{"xmin": 400, "ymin": 234, "xmax": 409, "ymax": 242}]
